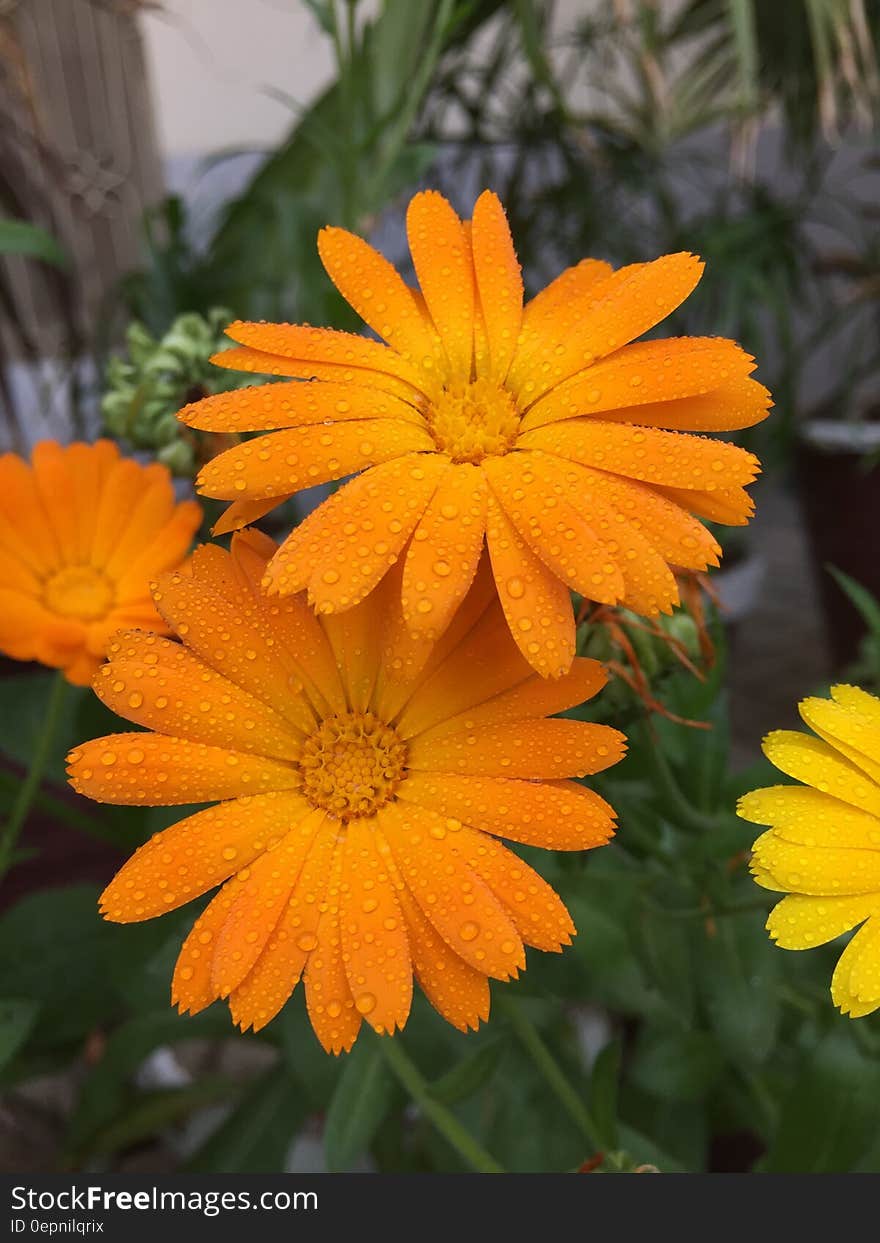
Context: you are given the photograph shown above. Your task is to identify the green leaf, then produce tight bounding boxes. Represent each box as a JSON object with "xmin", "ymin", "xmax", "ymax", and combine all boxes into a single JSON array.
[
  {"xmin": 324, "ymin": 1037, "xmax": 395, "ymax": 1171},
  {"xmin": 827, "ymin": 566, "xmax": 880, "ymax": 639},
  {"xmin": 0, "ymin": 886, "xmax": 118, "ymax": 1048},
  {"xmin": 0, "ymin": 999, "xmax": 39, "ymax": 1071},
  {"xmin": 631, "ymin": 1028, "xmax": 724, "ymax": 1104},
  {"xmin": 617, "ymin": 1122, "xmax": 687, "ymax": 1173},
  {"xmin": 635, "ymin": 905, "xmax": 696, "ymax": 1023},
  {"xmin": 0, "ymin": 219, "xmax": 67, "ymax": 267},
  {"xmin": 589, "ymin": 1040, "xmax": 620, "ymax": 1149},
  {"xmin": 430, "ymin": 1039, "xmax": 503, "ymax": 1105},
  {"xmin": 763, "ymin": 1031, "xmax": 880, "ymax": 1172},
  {"xmin": 187, "ymin": 1066, "xmax": 309, "ymax": 1172},
  {"xmin": 0, "ymin": 672, "xmax": 84, "ymax": 782},
  {"xmin": 697, "ymin": 912, "xmax": 780, "ymax": 1065}
]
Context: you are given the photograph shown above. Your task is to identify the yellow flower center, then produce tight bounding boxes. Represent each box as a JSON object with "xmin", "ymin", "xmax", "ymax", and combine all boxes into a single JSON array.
[
  {"xmin": 426, "ymin": 377, "xmax": 521, "ymax": 463},
  {"xmin": 299, "ymin": 711, "xmax": 407, "ymax": 820},
  {"xmin": 44, "ymin": 566, "xmax": 115, "ymax": 622}
]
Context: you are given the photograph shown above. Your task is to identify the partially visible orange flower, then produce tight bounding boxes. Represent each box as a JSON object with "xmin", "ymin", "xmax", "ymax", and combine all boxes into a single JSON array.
[
  {"xmin": 67, "ymin": 532, "xmax": 623, "ymax": 1053},
  {"xmin": 180, "ymin": 188, "xmax": 770, "ymax": 677},
  {"xmin": 0, "ymin": 440, "xmax": 201, "ymax": 685}
]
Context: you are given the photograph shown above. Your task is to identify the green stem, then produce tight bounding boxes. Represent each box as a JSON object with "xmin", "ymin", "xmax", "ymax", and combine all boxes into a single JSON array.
[
  {"xmin": 0, "ymin": 670, "xmax": 68, "ymax": 882},
  {"xmin": 641, "ymin": 722, "xmax": 720, "ymax": 836},
  {"xmin": 498, "ymin": 996, "xmax": 604, "ymax": 1153},
  {"xmin": 378, "ymin": 1034, "xmax": 505, "ymax": 1174}
]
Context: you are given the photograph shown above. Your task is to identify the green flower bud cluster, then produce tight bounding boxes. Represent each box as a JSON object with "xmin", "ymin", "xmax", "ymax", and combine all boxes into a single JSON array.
[
  {"xmin": 102, "ymin": 309, "xmax": 250, "ymax": 476},
  {"xmin": 579, "ymin": 606, "xmax": 702, "ymax": 673},
  {"xmin": 576, "ymin": 602, "xmax": 709, "ymax": 725}
]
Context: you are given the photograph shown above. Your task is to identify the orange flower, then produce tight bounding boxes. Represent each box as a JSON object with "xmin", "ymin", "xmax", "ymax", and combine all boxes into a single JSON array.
[
  {"xmin": 180, "ymin": 189, "xmax": 770, "ymax": 677},
  {"xmin": 0, "ymin": 440, "xmax": 201, "ymax": 685},
  {"xmin": 67, "ymin": 531, "xmax": 623, "ymax": 1053}
]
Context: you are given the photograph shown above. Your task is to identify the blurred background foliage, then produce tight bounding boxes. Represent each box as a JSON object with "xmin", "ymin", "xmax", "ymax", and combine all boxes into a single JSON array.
[{"xmin": 3, "ymin": 0, "xmax": 880, "ymax": 1175}]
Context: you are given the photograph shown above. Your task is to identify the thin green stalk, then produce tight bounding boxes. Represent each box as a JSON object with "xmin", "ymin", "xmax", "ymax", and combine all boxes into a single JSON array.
[
  {"xmin": 0, "ymin": 671, "xmax": 68, "ymax": 882},
  {"xmin": 498, "ymin": 996, "xmax": 605, "ymax": 1154},
  {"xmin": 641, "ymin": 722, "xmax": 721, "ymax": 836},
  {"xmin": 378, "ymin": 1034, "xmax": 505, "ymax": 1173}
]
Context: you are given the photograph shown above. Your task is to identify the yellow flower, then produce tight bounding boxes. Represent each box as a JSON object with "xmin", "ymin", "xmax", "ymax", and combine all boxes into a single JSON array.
[
  {"xmin": 180, "ymin": 189, "xmax": 770, "ymax": 678},
  {"xmin": 739, "ymin": 684, "xmax": 880, "ymax": 1018},
  {"xmin": 0, "ymin": 440, "xmax": 201, "ymax": 685},
  {"xmin": 67, "ymin": 532, "xmax": 624, "ymax": 1053}
]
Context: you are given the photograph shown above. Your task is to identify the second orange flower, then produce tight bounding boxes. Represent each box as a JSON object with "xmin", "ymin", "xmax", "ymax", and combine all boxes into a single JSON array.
[
  {"xmin": 68, "ymin": 534, "xmax": 623, "ymax": 1053},
  {"xmin": 181, "ymin": 189, "xmax": 771, "ymax": 677}
]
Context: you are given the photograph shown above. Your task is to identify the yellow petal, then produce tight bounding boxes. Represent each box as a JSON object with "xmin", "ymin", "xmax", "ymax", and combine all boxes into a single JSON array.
[{"xmin": 767, "ymin": 893, "xmax": 879, "ymax": 949}]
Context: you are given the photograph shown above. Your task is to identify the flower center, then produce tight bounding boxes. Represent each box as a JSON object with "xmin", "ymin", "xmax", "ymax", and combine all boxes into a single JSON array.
[
  {"xmin": 299, "ymin": 711, "xmax": 407, "ymax": 820},
  {"xmin": 426, "ymin": 377, "xmax": 521, "ymax": 464},
  {"xmin": 44, "ymin": 566, "xmax": 115, "ymax": 622}
]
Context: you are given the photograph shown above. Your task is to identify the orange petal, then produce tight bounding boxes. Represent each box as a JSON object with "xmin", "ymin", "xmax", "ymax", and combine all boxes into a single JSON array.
[
  {"xmin": 30, "ymin": 441, "xmax": 82, "ymax": 564},
  {"xmin": 380, "ymin": 801, "xmax": 524, "ymax": 981},
  {"xmin": 395, "ymin": 599, "xmax": 532, "ymax": 739},
  {"xmin": 485, "ymin": 492, "xmax": 575, "ymax": 677},
  {"xmin": 99, "ymin": 791, "xmax": 314, "ymax": 921},
  {"xmin": 90, "ymin": 458, "xmax": 156, "ymax": 567},
  {"xmin": 321, "ymin": 590, "xmax": 383, "ymax": 712},
  {"xmin": 211, "ymin": 810, "xmax": 326, "ymax": 996},
  {"xmin": 67, "ymin": 732, "xmax": 299, "ymax": 805},
  {"xmin": 471, "ymin": 190, "xmax": 523, "ymax": 382},
  {"xmin": 656, "ymin": 483, "xmax": 755, "ymax": 527},
  {"xmin": 401, "ymin": 463, "xmax": 487, "ymax": 641},
  {"xmin": 103, "ymin": 474, "xmax": 178, "ymax": 580},
  {"xmin": 374, "ymin": 551, "xmax": 500, "ymax": 722},
  {"xmin": 485, "ymin": 452, "xmax": 625, "ymax": 604},
  {"xmin": 557, "ymin": 468, "xmax": 721, "ymax": 571},
  {"xmin": 304, "ymin": 838, "xmax": 362, "ymax": 1054},
  {"xmin": 172, "ymin": 881, "xmax": 245, "ymax": 1015},
  {"xmin": 212, "ymin": 495, "xmax": 287, "ymax": 537},
  {"xmin": 114, "ymin": 501, "xmax": 202, "ymax": 602},
  {"xmin": 522, "ymin": 337, "xmax": 758, "ymax": 429},
  {"xmin": 263, "ymin": 453, "xmax": 449, "ymax": 607},
  {"xmin": 523, "ymin": 451, "xmax": 679, "ymax": 614},
  {"xmin": 224, "ymin": 321, "xmax": 428, "ymax": 395},
  {"xmin": 196, "ymin": 419, "xmax": 433, "ymax": 502},
  {"xmin": 592, "ymin": 376, "xmax": 772, "ymax": 433},
  {"xmin": 512, "ymin": 253, "xmax": 704, "ymax": 405},
  {"xmin": 0, "ymin": 589, "xmax": 83, "ymax": 664},
  {"xmin": 408, "ymin": 718, "xmax": 625, "ymax": 779},
  {"xmin": 451, "ymin": 827, "xmax": 575, "ymax": 951},
  {"xmin": 66, "ymin": 441, "xmax": 120, "ymax": 561},
  {"xmin": 0, "ymin": 452, "xmax": 61, "ymax": 572},
  {"xmin": 415, "ymin": 657, "xmax": 608, "ymax": 741},
  {"xmin": 513, "ymin": 258, "xmax": 614, "ymax": 375},
  {"xmin": 394, "ymin": 872, "xmax": 489, "ymax": 1032},
  {"xmin": 340, "ymin": 819, "xmax": 412, "ymax": 1035},
  {"xmin": 94, "ymin": 631, "xmax": 305, "ymax": 756},
  {"xmin": 229, "ymin": 815, "xmax": 336, "ymax": 1032},
  {"xmin": 151, "ymin": 562, "xmax": 321, "ymax": 730},
  {"xmin": 398, "ymin": 773, "xmax": 616, "ymax": 850},
  {"xmin": 55, "ymin": 649, "xmax": 100, "ymax": 687},
  {"xmin": 226, "ymin": 531, "xmax": 347, "ymax": 715},
  {"xmin": 317, "ymin": 226, "xmax": 445, "ymax": 383},
  {"xmin": 180, "ymin": 379, "xmax": 426, "ymax": 433},
  {"xmin": 0, "ymin": 549, "xmax": 41, "ymax": 596},
  {"xmin": 407, "ymin": 191, "xmax": 474, "ymax": 380},
  {"xmin": 210, "ymin": 346, "xmax": 422, "ymax": 405},
  {"xmin": 518, "ymin": 419, "xmax": 760, "ymax": 490}
]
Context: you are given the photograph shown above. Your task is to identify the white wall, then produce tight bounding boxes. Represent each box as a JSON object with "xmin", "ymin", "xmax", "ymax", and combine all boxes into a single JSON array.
[{"xmin": 140, "ymin": 1, "xmax": 338, "ymax": 159}]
